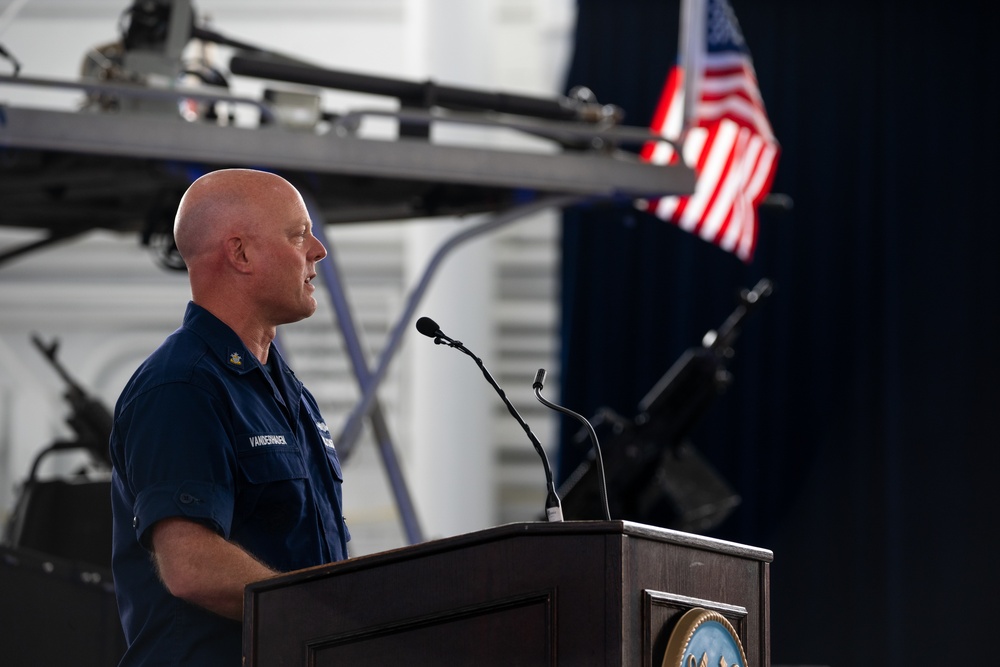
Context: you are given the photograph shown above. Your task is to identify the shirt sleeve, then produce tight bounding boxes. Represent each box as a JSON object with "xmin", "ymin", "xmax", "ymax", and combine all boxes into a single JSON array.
[{"xmin": 119, "ymin": 382, "xmax": 238, "ymax": 548}]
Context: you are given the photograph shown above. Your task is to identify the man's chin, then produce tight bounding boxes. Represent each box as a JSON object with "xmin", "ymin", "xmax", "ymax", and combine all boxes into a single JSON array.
[{"xmin": 279, "ymin": 301, "xmax": 318, "ymax": 326}]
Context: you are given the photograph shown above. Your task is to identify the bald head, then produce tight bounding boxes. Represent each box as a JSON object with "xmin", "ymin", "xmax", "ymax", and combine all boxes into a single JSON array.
[
  {"xmin": 171, "ymin": 169, "xmax": 327, "ymax": 346},
  {"xmin": 173, "ymin": 169, "xmax": 303, "ymax": 266}
]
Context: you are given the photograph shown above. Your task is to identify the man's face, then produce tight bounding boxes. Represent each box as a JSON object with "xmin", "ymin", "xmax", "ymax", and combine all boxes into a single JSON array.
[{"xmin": 249, "ymin": 190, "xmax": 327, "ymax": 326}]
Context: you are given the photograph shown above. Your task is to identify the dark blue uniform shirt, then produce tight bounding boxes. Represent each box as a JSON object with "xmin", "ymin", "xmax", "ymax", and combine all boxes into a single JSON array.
[{"xmin": 110, "ymin": 302, "xmax": 349, "ymax": 666}]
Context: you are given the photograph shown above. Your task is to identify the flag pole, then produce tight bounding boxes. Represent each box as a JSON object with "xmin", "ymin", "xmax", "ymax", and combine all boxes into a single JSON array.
[{"xmin": 679, "ymin": 0, "xmax": 707, "ymax": 139}]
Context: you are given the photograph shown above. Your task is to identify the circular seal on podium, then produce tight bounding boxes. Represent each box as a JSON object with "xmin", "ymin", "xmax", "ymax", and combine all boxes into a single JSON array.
[{"xmin": 661, "ymin": 607, "xmax": 749, "ymax": 667}]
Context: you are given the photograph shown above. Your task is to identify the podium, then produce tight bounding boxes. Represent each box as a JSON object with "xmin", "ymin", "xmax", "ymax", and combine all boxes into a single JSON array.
[{"xmin": 244, "ymin": 521, "xmax": 771, "ymax": 666}]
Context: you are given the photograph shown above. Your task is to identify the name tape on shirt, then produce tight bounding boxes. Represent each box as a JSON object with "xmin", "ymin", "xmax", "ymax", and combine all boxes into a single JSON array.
[{"xmin": 249, "ymin": 434, "xmax": 288, "ymax": 448}]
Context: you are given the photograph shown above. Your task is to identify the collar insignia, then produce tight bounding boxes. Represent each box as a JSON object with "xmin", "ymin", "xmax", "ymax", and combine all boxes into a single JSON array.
[{"xmin": 229, "ymin": 352, "xmax": 243, "ymax": 366}]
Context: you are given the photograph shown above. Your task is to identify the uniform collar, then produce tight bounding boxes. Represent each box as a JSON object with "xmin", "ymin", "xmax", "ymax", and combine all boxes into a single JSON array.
[
  {"xmin": 182, "ymin": 301, "xmax": 262, "ymax": 376},
  {"xmin": 181, "ymin": 302, "xmax": 301, "ymax": 387}
]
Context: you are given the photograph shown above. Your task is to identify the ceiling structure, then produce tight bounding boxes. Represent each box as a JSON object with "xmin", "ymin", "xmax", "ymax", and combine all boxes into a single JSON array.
[{"xmin": 0, "ymin": 0, "xmax": 693, "ymax": 269}]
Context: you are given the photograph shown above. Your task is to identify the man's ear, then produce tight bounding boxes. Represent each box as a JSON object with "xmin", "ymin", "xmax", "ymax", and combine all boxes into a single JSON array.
[{"xmin": 226, "ymin": 236, "xmax": 253, "ymax": 274}]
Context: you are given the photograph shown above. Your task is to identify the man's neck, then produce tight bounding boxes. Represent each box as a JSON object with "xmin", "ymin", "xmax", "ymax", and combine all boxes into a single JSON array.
[{"xmin": 192, "ymin": 297, "xmax": 275, "ymax": 364}]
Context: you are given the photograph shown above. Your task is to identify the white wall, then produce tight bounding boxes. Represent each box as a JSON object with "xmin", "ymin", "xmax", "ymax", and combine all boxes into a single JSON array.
[{"xmin": 0, "ymin": 0, "xmax": 575, "ymax": 555}]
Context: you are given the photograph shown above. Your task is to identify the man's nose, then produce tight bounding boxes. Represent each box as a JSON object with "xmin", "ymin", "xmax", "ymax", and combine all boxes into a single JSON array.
[{"xmin": 312, "ymin": 235, "xmax": 328, "ymax": 261}]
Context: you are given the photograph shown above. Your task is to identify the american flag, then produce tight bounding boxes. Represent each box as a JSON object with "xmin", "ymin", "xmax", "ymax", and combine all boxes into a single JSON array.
[{"xmin": 640, "ymin": 0, "xmax": 779, "ymax": 262}]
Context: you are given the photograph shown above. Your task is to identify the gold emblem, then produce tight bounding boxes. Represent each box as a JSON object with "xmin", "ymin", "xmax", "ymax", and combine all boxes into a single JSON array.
[
  {"xmin": 662, "ymin": 608, "xmax": 748, "ymax": 667},
  {"xmin": 229, "ymin": 352, "xmax": 243, "ymax": 366}
]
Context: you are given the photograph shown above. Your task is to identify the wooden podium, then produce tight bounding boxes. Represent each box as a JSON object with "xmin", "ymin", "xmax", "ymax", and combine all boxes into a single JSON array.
[{"xmin": 244, "ymin": 521, "xmax": 771, "ymax": 666}]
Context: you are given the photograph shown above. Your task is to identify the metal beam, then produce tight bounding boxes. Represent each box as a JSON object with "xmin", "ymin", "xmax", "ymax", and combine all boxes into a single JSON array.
[{"xmin": 0, "ymin": 102, "xmax": 694, "ymax": 200}]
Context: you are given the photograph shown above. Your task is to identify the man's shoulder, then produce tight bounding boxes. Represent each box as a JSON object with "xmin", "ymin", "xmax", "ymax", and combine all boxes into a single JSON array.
[
  {"xmin": 122, "ymin": 327, "xmax": 215, "ymax": 397},
  {"xmin": 115, "ymin": 305, "xmax": 255, "ymax": 413}
]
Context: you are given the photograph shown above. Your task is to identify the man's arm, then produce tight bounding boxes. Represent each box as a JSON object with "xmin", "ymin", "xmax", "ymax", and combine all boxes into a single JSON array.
[{"xmin": 151, "ymin": 517, "xmax": 279, "ymax": 621}]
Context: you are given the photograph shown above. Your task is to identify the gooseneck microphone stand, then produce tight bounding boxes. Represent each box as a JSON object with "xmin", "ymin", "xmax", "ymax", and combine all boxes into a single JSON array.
[
  {"xmin": 416, "ymin": 317, "xmax": 563, "ymax": 522},
  {"xmin": 533, "ymin": 369, "xmax": 611, "ymax": 521}
]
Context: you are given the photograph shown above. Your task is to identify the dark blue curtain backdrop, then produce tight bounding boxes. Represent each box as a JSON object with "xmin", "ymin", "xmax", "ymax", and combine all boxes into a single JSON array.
[{"xmin": 558, "ymin": 1, "xmax": 999, "ymax": 664}]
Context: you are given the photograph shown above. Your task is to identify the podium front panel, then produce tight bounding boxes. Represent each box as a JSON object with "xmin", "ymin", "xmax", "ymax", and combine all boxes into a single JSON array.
[{"xmin": 309, "ymin": 590, "xmax": 553, "ymax": 665}]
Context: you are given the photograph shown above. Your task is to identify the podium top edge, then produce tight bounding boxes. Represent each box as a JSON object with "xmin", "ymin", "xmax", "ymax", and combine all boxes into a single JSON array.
[
  {"xmin": 511, "ymin": 520, "xmax": 774, "ymax": 562},
  {"xmin": 249, "ymin": 520, "xmax": 773, "ymax": 594},
  {"xmin": 616, "ymin": 520, "xmax": 773, "ymax": 560}
]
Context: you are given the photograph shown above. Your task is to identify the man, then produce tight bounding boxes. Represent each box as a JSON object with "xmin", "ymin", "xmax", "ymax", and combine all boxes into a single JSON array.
[{"xmin": 109, "ymin": 169, "xmax": 350, "ymax": 666}]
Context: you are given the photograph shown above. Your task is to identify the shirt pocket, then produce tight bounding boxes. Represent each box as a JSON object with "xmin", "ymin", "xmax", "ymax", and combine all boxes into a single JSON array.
[
  {"xmin": 323, "ymin": 445, "xmax": 344, "ymax": 482},
  {"xmin": 235, "ymin": 445, "xmax": 309, "ymax": 534},
  {"xmin": 237, "ymin": 444, "xmax": 307, "ymax": 484}
]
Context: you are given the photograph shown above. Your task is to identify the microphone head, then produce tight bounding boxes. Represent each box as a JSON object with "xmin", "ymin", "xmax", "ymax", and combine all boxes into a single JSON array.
[
  {"xmin": 532, "ymin": 368, "xmax": 547, "ymax": 390},
  {"xmin": 415, "ymin": 316, "xmax": 441, "ymax": 338}
]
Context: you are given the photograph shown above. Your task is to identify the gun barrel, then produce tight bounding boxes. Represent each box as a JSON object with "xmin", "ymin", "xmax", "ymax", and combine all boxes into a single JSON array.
[
  {"xmin": 31, "ymin": 333, "xmax": 85, "ymax": 393},
  {"xmin": 31, "ymin": 333, "xmax": 114, "ymax": 468},
  {"xmin": 707, "ymin": 278, "xmax": 773, "ymax": 353}
]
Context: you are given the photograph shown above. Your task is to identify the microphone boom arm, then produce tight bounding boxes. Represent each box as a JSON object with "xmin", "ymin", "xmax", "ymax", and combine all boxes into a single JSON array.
[
  {"xmin": 449, "ymin": 341, "xmax": 564, "ymax": 523},
  {"xmin": 533, "ymin": 369, "xmax": 611, "ymax": 521},
  {"xmin": 416, "ymin": 317, "xmax": 563, "ymax": 522}
]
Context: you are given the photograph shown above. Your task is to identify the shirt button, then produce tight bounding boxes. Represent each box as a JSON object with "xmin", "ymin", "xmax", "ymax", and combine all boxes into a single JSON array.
[
  {"xmin": 133, "ymin": 516, "xmax": 138, "ymax": 528},
  {"xmin": 179, "ymin": 493, "xmax": 195, "ymax": 504}
]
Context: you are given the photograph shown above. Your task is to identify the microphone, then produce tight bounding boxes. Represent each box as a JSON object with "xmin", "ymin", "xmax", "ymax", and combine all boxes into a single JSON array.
[
  {"xmin": 533, "ymin": 369, "xmax": 611, "ymax": 521},
  {"xmin": 415, "ymin": 316, "xmax": 564, "ymax": 522},
  {"xmin": 415, "ymin": 316, "xmax": 452, "ymax": 342}
]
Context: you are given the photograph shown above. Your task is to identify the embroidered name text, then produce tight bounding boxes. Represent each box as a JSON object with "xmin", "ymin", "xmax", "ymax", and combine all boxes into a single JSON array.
[{"xmin": 249, "ymin": 434, "xmax": 288, "ymax": 448}]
